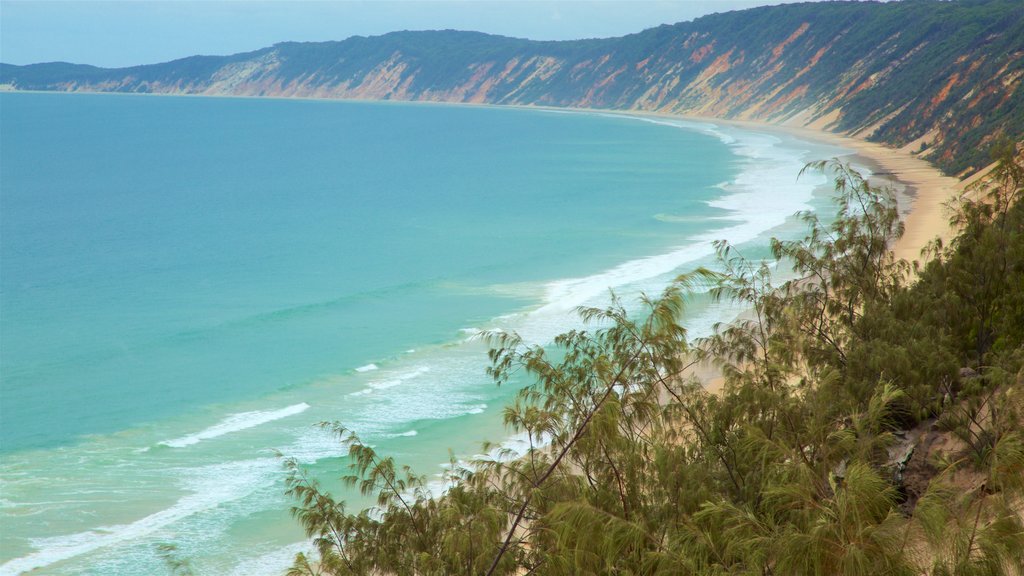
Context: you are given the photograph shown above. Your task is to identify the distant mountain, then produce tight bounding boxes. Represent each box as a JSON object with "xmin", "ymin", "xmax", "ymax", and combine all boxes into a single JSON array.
[{"xmin": 3, "ymin": 0, "xmax": 1022, "ymax": 176}]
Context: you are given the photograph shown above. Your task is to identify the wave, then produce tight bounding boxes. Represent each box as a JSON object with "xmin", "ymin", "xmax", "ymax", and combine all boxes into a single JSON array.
[
  {"xmin": 0, "ymin": 458, "xmax": 279, "ymax": 576},
  {"xmin": 227, "ymin": 542, "xmax": 314, "ymax": 576},
  {"xmin": 0, "ymin": 114, "xmax": 851, "ymax": 576},
  {"xmin": 157, "ymin": 403, "xmax": 310, "ymax": 449},
  {"xmin": 500, "ymin": 115, "xmax": 838, "ymax": 346},
  {"xmin": 420, "ymin": 430, "xmax": 548, "ymax": 498},
  {"xmin": 348, "ymin": 366, "xmax": 431, "ymax": 397},
  {"xmin": 0, "ymin": 409, "xmax": 363, "ymax": 575},
  {"xmin": 653, "ymin": 213, "xmax": 707, "ymax": 224},
  {"xmin": 0, "ymin": 393, "xmax": 490, "ymax": 576}
]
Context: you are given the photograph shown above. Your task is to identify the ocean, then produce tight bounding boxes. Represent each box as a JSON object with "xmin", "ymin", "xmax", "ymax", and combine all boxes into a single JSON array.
[{"xmin": 0, "ymin": 92, "xmax": 849, "ymax": 574}]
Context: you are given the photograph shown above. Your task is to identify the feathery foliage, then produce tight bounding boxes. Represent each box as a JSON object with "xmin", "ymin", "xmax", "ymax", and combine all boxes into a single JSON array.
[{"xmin": 283, "ymin": 151, "xmax": 1024, "ymax": 575}]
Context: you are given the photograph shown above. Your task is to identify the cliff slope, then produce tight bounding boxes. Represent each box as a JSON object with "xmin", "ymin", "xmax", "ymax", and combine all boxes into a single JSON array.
[{"xmin": 3, "ymin": 0, "xmax": 1022, "ymax": 175}]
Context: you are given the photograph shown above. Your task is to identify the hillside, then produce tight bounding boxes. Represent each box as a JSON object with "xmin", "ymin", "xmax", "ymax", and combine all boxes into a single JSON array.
[{"xmin": 2, "ymin": 0, "xmax": 1023, "ymax": 176}]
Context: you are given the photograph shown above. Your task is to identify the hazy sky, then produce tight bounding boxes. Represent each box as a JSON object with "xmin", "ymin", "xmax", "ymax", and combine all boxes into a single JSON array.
[{"xmin": 2, "ymin": 1, "xmax": 824, "ymax": 68}]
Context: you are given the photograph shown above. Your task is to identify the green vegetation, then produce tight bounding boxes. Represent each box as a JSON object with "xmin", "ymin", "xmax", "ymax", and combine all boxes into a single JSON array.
[
  {"xmin": 282, "ymin": 147, "xmax": 1023, "ymax": 575},
  {"xmin": 4, "ymin": 1, "xmax": 1021, "ymax": 177}
]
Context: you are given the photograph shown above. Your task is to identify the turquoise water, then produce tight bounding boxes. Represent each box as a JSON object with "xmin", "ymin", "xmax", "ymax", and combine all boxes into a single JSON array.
[{"xmin": 0, "ymin": 93, "xmax": 847, "ymax": 574}]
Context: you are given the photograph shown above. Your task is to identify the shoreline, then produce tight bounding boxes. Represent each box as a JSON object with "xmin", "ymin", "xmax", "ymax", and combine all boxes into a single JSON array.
[
  {"xmin": 4, "ymin": 90, "xmax": 962, "ymax": 263},
  {"xmin": 0, "ymin": 90, "xmax": 971, "ymax": 574},
  {"xmin": 584, "ymin": 107, "xmax": 965, "ymax": 265},
  {"xmin": 716, "ymin": 118, "xmax": 964, "ymax": 264},
  {"xmin": 3, "ymin": 92, "xmax": 965, "ymax": 393}
]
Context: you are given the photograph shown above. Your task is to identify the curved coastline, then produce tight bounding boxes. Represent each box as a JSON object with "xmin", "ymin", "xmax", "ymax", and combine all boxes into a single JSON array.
[
  {"xmin": 329, "ymin": 94, "xmax": 965, "ymax": 266},
  {"xmin": 541, "ymin": 104, "xmax": 965, "ymax": 265},
  {"xmin": 494, "ymin": 101, "xmax": 967, "ymax": 405},
  {"xmin": 715, "ymin": 117, "xmax": 964, "ymax": 264},
  {"xmin": 7, "ymin": 89, "xmax": 963, "ymax": 263},
  {"xmin": 674, "ymin": 113, "xmax": 963, "ymax": 264},
  {"xmin": 0, "ymin": 93, "xmax": 967, "ymax": 576}
]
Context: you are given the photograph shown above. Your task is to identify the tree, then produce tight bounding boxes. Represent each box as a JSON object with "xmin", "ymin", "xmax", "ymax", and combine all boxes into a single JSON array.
[{"xmin": 283, "ymin": 158, "xmax": 1024, "ymax": 576}]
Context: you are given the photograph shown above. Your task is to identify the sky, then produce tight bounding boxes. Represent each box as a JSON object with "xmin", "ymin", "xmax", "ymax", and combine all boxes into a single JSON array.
[{"xmin": 1, "ymin": 0, "xmax": 825, "ymax": 68}]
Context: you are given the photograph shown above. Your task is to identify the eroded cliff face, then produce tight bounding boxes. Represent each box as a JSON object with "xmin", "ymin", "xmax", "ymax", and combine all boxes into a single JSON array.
[{"xmin": 4, "ymin": 1, "xmax": 1022, "ymax": 176}]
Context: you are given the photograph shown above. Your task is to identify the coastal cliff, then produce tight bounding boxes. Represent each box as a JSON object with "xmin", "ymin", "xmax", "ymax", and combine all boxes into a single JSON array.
[{"xmin": 3, "ymin": 0, "xmax": 1022, "ymax": 176}]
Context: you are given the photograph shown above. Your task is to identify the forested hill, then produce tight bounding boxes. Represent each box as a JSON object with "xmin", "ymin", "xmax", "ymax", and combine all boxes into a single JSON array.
[{"xmin": 3, "ymin": 0, "xmax": 1022, "ymax": 176}]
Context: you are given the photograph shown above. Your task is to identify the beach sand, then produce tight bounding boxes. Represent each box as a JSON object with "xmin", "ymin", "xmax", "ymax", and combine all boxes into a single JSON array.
[
  {"xmin": 576, "ymin": 105, "xmax": 969, "ymax": 266},
  {"xmin": 685, "ymin": 118, "xmax": 967, "ymax": 265},
  {"xmin": 624, "ymin": 110, "xmax": 972, "ymax": 395},
  {"xmin": 769, "ymin": 126, "xmax": 964, "ymax": 264}
]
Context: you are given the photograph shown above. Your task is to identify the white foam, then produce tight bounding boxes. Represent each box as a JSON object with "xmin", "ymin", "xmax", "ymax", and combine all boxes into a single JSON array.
[
  {"xmin": 477, "ymin": 430, "xmax": 549, "ymax": 463},
  {"xmin": 227, "ymin": 542, "xmax": 315, "ymax": 576},
  {"xmin": 158, "ymin": 403, "xmax": 310, "ymax": 449},
  {"xmin": 419, "ymin": 430, "xmax": 551, "ymax": 499},
  {"xmin": 502, "ymin": 115, "xmax": 832, "ymax": 346},
  {"xmin": 322, "ymin": 118, "xmax": 834, "ymax": 454},
  {"xmin": 0, "ymin": 458, "xmax": 278, "ymax": 576},
  {"xmin": 653, "ymin": 213, "xmax": 702, "ymax": 224},
  {"xmin": 347, "ymin": 366, "xmax": 431, "ymax": 397},
  {"xmin": 331, "ymin": 354, "xmax": 500, "ymax": 434},
  {"xmin": 283, "ymin": 426, "xmax": 350, "ymax": 464},
  {"xmin": 0, "ymin": 114, "xmax": 848, "ymax": 576},
  {"xmin": 287, "ymin": 116, "xmax": 840, "ymax": 552}
]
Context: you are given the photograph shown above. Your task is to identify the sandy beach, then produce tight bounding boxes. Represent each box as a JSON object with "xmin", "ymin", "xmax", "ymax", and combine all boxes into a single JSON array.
[
  {"xmin": 575, "ymin": 104, "xmax": 968, "ymax": 266},
  {"xmin": 612, "ymin": 108, "xmax": 973, "ymax": 398},
  {"xmin": 769, "ymin": 125, "xmax": 964, "ymax": 264},
  {"xmin": 688, "ymin": 117, "xmax": 967, "ymax": 265}
]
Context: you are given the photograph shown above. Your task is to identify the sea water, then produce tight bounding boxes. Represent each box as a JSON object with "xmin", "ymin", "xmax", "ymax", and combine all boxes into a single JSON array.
[{"xmin": 0, "ymin": 93, "xmax": 850, "ymax": 574}]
